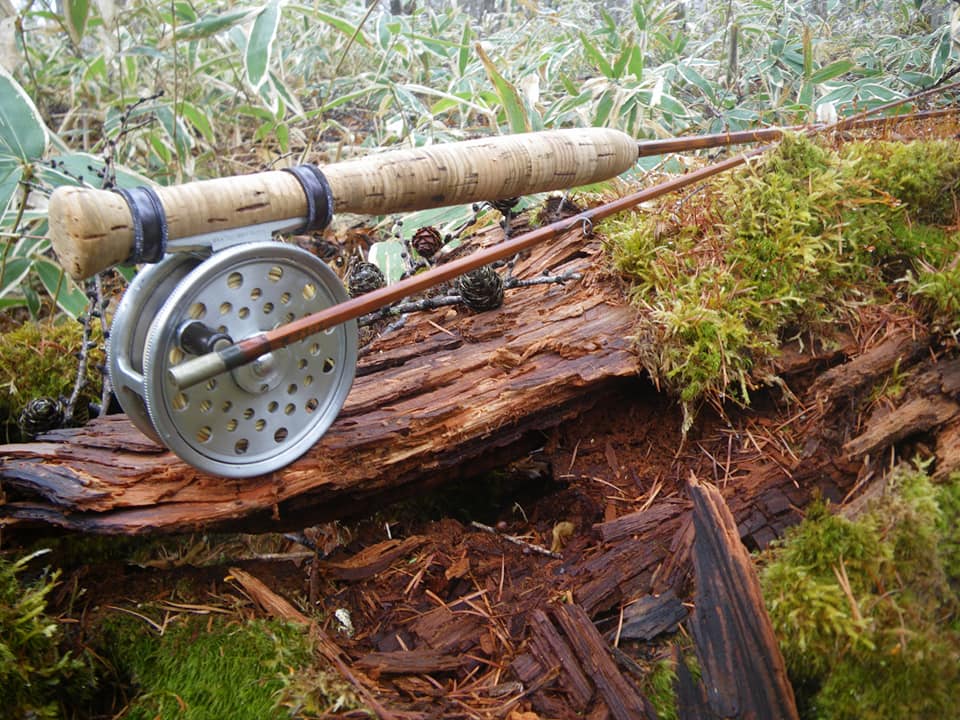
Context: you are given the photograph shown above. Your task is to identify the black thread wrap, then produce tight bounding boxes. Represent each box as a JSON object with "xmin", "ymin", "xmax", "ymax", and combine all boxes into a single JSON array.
[
  {"xmin": 115, "ymin": 185, "xmax": 168, "ymax": 264},
  {"xmin": 283, "ymin": 164, "xmax": 334, "ymax": 232}
]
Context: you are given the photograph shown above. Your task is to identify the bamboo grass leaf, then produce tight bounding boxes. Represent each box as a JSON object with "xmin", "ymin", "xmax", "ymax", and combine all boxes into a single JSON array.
[
  {"xmin": 65, "ymin": 0, "xmax": 89, "ymax": 45},
  {"xmin": 579, "ymin": 31, "xmax": 614, "ymax": 78},
  {"xmin": 475, "ymin": 43, "xmax": 530, "ymax": 133},
  {"xmin": 246, "ymin": 0, "xmax": 282, "ymax": 91},
  {"xmin": 809, "ymin": 59, "xmax": 854, "ymax": 84},
  {"xmin": 0, "ymin": 69, "xmax": 48, "ymax": 162}
]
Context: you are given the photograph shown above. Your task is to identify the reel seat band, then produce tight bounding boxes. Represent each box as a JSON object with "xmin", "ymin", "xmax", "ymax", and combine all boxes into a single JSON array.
[
  {"xmin": 115, "ymin": 185, "xmax": 168, "ymax": 264},
  {"xmin": 283, "ymin": 164, "xmax": 334, "ymax": 232}
]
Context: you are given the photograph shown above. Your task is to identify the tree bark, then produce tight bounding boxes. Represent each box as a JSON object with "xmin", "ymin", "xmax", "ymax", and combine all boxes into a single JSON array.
[{"xmin": 0, "ymin": 227, "xmax": 640, "ymax": 534}]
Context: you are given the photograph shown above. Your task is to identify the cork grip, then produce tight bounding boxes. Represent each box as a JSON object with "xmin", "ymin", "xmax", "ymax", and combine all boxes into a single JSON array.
[{"xmin": 48, "ymin": 128, "xmax": 638, "ymax": 280}]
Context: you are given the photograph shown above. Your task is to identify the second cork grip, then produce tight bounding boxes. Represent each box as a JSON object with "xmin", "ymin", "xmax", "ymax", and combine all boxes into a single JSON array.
[{"xmin": 48, "ymin": 128, "xmax": 638, "ymax": 280}]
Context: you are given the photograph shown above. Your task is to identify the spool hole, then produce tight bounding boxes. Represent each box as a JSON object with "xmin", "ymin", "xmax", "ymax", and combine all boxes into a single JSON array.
[
  {"xmin": 227, "ymin": 272, "xmax": 243, "ymax": 289},
  {"xmin": 235, "ymin": 439, "xmax": 249, "ymax": 454},
  {"xmin": 274, "ymin": 428, "xmax": 288, "ymax": 443}
]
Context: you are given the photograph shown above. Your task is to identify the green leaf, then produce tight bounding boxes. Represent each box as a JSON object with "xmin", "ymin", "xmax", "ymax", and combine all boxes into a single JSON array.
[
  {"xmin": 288, "ymin": 5, "xmax": 371, "ymax": 47},
  {"xmin": 368, "ymin": 240, "xmax": 406, "ymax": 284},
  {"xmin": 175, "ymin": 8, "xmax": 256, "ymax": 41},
  {"xmin": 676, "ymin": 62, "xmax": 716, "ymax": 102},
  {"xmin": 579, "ymin": 31, "xmax": 614, "ymax": 78},
  {"xmin": 0, "ymin": 69, "xmax": 48, "ymax": 161},
  {"xmin": 65, "ymin": 0, "xmax": 90, "ymax": 44},
  {"xmin": 475, "ymin": 43, "xmax": 530, "ymax": 133},
  {"xmin": 0, "ymin": 257, "xmax": 31, "ymax": 298},
  {"xmin": 180, "ymin": 101, "xmax": 215, "ymax": 144},
  {"xmin": 0, "ymin": 159, "xmax": 21, "ymax": 222},
  {"xmin": 809, "ymin": 59, "xmax": 854, "ymax": 84},
  {"xmin": 34, "ymin": 258, "xmax": 88, "ymax": 318},
  {"xmin": 246, "ymin": 0, "xmax": 282, "ymax": 91},
  {"xmin": 458, "ymin": 20, "xmax": 472, "ymax": 77},
  {"xmin": 38, "ymin": 152, "xmax": 151, "ymax": 190}
]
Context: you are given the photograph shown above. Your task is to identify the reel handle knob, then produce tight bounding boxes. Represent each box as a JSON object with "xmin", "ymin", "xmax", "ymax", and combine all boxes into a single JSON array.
[{"xmin": 49, "ymin": 128, "xmax": 639, "ymax": 280}]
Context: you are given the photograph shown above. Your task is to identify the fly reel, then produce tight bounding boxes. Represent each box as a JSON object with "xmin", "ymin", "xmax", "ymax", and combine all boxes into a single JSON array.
[{"xmin": 108, "ymin": 242, "xmax": 357, "ymax": 477}]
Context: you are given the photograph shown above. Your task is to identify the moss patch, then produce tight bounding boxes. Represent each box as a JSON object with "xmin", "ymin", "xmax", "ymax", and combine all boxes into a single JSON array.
[
  {"xmin": 603, "ymin": 135, "xmax": 960, "ymax": 424},
  {"xmin": 0, "ymin": 550, "xmax": 94, "ymax": 719},
  {"xmin": 98, "ymin": 612, "xmax": 361, "ymax": 719},
  {"xmin": 759, "ymin": 466, "xmax": 960, "ymax": 719},
  {"xmin": 0, "ymin": 319, "xmax": 103, "ymax": 441}
]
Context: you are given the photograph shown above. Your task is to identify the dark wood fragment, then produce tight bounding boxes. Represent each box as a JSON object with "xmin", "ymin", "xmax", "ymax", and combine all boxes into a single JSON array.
[
  {"xmin": 673, "ymin": 645, "xmax": 714, "ymax": 720},
  {"xmin": 617, "ymin": 589, "xmax": 687, "ymax": 641},
  {"xmin": 594, "ymin": 499, "xmax": 688, "ymax": 543},
  {"xmin": 410, "ymin": 604, "xmax": 482, "ymax": 655},
  {"xmin": 528, "ymin": 607, "xmax": 594, "ymax": 710},
  {"xmin": 551, "ymin": 602, "xmax": 656, "ymax": 720},
  {"xmin": 318, "ymin": 536, "xmax": 427, "ymax": 581},
  {"xmin": 934, "ymin": 418, "xmax": 960, "ymax": 480},
  {"xmin": 843, "ymin": 396, "xmax": 959, "ymax": 460},
  {"xmin": 356, "ymin": 649, "xmax": 465, "ymax": 674},
  {"xmin": 807, "ymin": 331, "xmax": 932, "ymax": 405},
  {"xmin": 687, "ymin": 476, "xmax": 799, "ymax": 720}
]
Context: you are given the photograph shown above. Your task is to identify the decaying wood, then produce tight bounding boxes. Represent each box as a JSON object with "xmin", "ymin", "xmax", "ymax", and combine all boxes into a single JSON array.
[
  {"xmin": 0, "ymin": 227, "xmax": 639, "ymax": 533},
  {"xmin": 686, "ymin": 475, "xmax": 799, "ymax": 720},
  {"xmin": 617, "ymin": 589, "xmax": 687, "ymax": 642}
]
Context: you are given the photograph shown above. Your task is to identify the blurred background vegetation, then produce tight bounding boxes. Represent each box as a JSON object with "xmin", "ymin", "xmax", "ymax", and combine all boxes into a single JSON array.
[{"xmin": 0, "ymin": 0, "xmax": 958, "ymax": 319}]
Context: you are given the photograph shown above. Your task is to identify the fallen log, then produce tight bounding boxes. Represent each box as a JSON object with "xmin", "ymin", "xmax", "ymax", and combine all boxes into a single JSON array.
[{"xmin": 0, "ymin": 226, "xmax": 639, "ymax": 534}]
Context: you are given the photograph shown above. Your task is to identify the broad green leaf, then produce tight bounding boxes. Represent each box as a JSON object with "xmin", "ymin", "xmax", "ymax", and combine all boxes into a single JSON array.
[
  {"xmin": 38, "ymin": 152, "xmax": 151, "ymax": 190},
  {"xmin": 246, "ymin": 0, "xmax": 282, "ymax": 90},
  {"xmin": 0, "ymin": 69, "xmax": 48, "ymax": 161},
  {"xmin": 676, "ymin": 63, "xmax": 716, "ymax": 101},
  {"xmin": 930, "ymin": 29, "xmax": 952, "ymax": 80},
  {"xmin": 476, "ymin": 43, "xmax": 530, "ymax": 133},
  {"xmin": 594, "ymin": 88, "xmax": 615, "ymax": 126},
  {"xmin": 0, "ymin": 159, "xmax": 21, "ymax": 222},
  {"xmin": 368, "ymin": 240, "xmax": 406, "ymax": 284},
  {"xmin": 65, "ymin": 0, "xmax": 90, "ymax": 45},
  {"xmin": 180, "ymin": 101, "xmax": 214, "ymax": 144},
  {"xmin": 287, "ymin": 5, "xmax": 370, "ymax": 47},
  {"xmin": 817, "ymin": 84, "xmax": 857, "ymax": 106},
  {"xmin": 34, "ymin": 258, "xmax": 88, "ymax": 318},
  {"xmin": 0, "ymin": 257, "xmax": 31, "ymax": 298},
  {"xmin": 83, "ymin": 54, "xmax": 108, "ymax": 84},
  {"xmin": 175, "ymin": 8, "xmax": 255, "ymax": 41},
  {"xmin": 579, "ymin": 31, "xmax": 614, "ymax": 78},
  {"xmin": 809, "ymin": 59, "xmax": 854, "ymax": 84},
  {"xmin": 458, "ymin": 21, "xmax": 472, "ymax": 77}
]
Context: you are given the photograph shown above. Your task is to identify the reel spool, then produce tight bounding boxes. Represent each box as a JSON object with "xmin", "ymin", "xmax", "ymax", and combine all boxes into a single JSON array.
[{"xmin": 108, "ymin": 242, "xmax": 357, "ymax": 477}]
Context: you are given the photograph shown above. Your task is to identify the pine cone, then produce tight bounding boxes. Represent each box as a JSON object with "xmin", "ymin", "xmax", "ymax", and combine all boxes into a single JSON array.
[
  {"xmin": 491, "ymin": 197, "xmax": 520, "ymax": 215},
  {"xmin": 411, "ymin": 226, "xmax": 444, "ymax": 259},
  {"xmin": 18, "ymin": 397, "xmax": 65, "ymax": 439},
  {"xmin": 347, "ymin": 262, "xmax": 386, "ymax": 297},
  {"xmin": 457, "ymin": 266, "xmax": 504, "ymax": 312}
]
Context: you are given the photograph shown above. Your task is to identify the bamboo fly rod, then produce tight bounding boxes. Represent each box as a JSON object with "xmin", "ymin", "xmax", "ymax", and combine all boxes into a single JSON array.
[{"xmin": 167, "ymin": 85, "xmax": 960, "ymax": 391}]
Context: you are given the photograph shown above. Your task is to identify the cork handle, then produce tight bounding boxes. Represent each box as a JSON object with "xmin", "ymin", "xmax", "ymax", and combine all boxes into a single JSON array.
[{"xmin": 49, "ymin": 128, "xmax": 637, "ymax": 280}]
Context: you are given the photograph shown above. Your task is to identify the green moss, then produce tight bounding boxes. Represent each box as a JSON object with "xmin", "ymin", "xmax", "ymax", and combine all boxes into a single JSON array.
[
  {"xmin": 604, "ymin": 135, "xmax": 960, "ymax": 418},
  {"xmin": 759, "ymin": 466, "xmax": 960, "ymax": 719},
  {"xmin": 98, "ymin": 612, "xmax": 362, "ymax": 720},
  {"xmin": 843, "ymin": 139, "xmax": 960, "ymax": 226},
  {"xmin": 0, "ymin": 550, "xmax": 94, "ymax": 719},
  {"xmin": 0, "ymin": 319, "xmax": 104, "ymax": 441}
]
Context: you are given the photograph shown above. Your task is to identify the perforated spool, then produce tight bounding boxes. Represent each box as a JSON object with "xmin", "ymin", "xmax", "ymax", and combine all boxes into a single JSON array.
[{"xmin": 141, "ymin": 243, "xmax": 356, "ymax": 477}]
